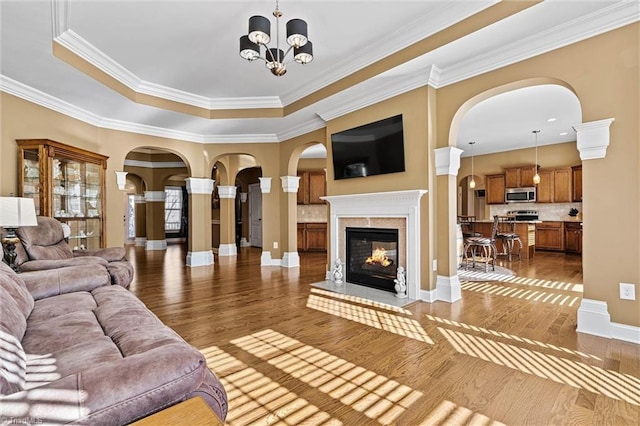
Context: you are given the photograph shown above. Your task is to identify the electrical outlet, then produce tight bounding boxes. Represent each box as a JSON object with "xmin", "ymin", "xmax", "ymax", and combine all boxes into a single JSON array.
[
  {"xmin": 273, "ymin": 242, "xmax": 278, "ymax": 249},
  {"xmin": 619, "ymin": 283, "xmax": 636, "ymax": 301},
  {"xmin": 432, "ymin": 259, "xmax": 438, "ymax": 271}
]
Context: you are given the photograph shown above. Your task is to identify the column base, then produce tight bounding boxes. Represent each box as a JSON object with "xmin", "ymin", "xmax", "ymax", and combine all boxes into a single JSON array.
[
  {"xmin": 186, "ymin": 250, "xmax": 214, "ymax": 267},
  {"xmin": 261, "ymin": 251, "xmax": 281, "ymax": 266},
  {"xmin": 436, "ymin": 275, "xmax": 462, "ymax": 302},
  {"xmin": 218, "ymin": 243, "xmax": 237, "ymax": 256},
  {"xmin": 282, "ymin": 252, "xmax": 300, "ymax": 268},
  {"xmin": 135, "ymin": 237, "xmax": 147, "ymax": 247},
  {"xmin": 577, "ymin": 298, "xmax": 611, "ymax": 338},
  {"xmin": 145, "ymin": 240, "xmax": 167, "ymax": 250}
]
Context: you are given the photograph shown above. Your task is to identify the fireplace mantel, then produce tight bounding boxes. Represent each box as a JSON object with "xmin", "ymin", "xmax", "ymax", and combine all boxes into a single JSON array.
[{"xmin": 322, "ymin": 190, "xmax": 427, "ymax": 300}]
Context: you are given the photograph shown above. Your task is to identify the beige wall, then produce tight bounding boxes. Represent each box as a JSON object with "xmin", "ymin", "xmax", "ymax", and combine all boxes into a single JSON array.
[{"xmin": 1, "ymin": 22, "xmax": 638, "ymax": 329}]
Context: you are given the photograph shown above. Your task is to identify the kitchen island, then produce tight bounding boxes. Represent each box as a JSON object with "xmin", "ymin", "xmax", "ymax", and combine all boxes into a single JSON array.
[{"xmin": 473, "ymin": 220, "xmax": 537, "ymax": 260}]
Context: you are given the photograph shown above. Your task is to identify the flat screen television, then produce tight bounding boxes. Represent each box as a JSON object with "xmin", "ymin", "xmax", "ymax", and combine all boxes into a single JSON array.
[{"xmin": 331, "ymin": 114, "xmax": 405, "ymax": 180}]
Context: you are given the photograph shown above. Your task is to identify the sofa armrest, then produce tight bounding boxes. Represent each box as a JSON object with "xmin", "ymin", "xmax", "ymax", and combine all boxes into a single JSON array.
[
  {"xmin": 19, "ymin": 257, "xmax": 108, "ymax": 272},
  {"xmin": 0, "ymin": 345, "xmax": 222, "ymax": 425},
  {"xmin": 74, "ymin": 247, "xmax": 126, "ymax": 262},
  {"xmin": 20, "ymin": 265, "xmax": 111, "ymax": 300}
]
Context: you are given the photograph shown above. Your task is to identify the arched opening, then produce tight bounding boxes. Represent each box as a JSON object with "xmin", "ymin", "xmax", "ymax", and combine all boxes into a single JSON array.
[{"xmin": 450, "ymin": 79, "xmax": 583, "ymax": 277}]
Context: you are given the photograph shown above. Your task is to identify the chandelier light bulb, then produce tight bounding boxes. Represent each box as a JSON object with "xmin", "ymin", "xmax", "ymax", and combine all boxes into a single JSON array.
[
  {"xmin": 533, "ymin": 173, "xmax": 541, "ymax": 184},
  {"xmin": 469, "ymin": 179, "xmax": 476, "ymax": 189},
  {"xmin": 468, "ymin": 141, "xmax": 476, "ymax": 190},
  {"xmin": 532, "ymin": 130, "xmax": 540, "ymax": 185}
]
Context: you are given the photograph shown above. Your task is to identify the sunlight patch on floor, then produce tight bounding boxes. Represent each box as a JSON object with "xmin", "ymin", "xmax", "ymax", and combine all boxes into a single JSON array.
[
  {"xmin": 200, "ymin": 346, "xmax": 342, "ymax": 426},
  {"xmin": 425, "ymin": 314, "xmax": 601, "ymax": 360},
  {"xmin": 418, "ymin": 400, "xmax": 506, "ymax": 426},
  {"xmin": 306, "ymin": 294, "xmax": 433, "ymax": 343},
  {"xmin": 461, "ymin": 281, "xmax": 581, "ymax": 306},
  {"xmin": 231, "ymin": 329, "xmax": 423, "ymax": 425},
  {"xmin": 438, "ymin": 327, "xmax": 640, "ymax": 406},
  {"xmin": 494, "ymin": 275, "xmax": 583, "ymax": 292}
]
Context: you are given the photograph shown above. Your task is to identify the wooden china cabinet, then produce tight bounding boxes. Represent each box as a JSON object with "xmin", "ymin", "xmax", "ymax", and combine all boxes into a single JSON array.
[{"xmin": 17, "ymin": 139, "xmax": 108, "ymax": 249}]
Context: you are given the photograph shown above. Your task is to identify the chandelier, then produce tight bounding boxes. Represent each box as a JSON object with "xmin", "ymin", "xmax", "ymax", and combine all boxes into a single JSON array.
[{"xmin": 239, "ymin": 0, "xmax": 313, "ymax": 76}]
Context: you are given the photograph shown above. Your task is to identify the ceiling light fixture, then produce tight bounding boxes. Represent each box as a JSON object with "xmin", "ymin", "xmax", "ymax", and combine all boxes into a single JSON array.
[
  {"xmin": 532, "ymin": 130, "xmax": 541, "ymax": 184},
  {"xmin": 469, "ymin": 141, "xmax": 476, "ymax": 189},
  {"xmin": 239, "ymin": 0, "xmax": 313, "ymax": 76},
  {"xmin": 547, "ymin": 117, "xmax": 557, "ymax": 122}
]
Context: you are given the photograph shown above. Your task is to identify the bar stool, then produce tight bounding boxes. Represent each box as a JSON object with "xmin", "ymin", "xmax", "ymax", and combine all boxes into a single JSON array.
[
  {"xmin": 458, "ymin": 215, "xmax": 482, "ymax": 238},
  {"xmin": 462, "ymin": 216, "xmax": 498, "ymax": 272},
  {"xmin": 495, "ymin": 214, "xmax": 522, "ymax": 261}
]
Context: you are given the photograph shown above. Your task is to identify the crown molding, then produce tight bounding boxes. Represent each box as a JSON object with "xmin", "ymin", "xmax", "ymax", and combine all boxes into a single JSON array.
[
  {"xmin": 1, "ymin": 74, "xmax": 282, "ymax": 144},
  {"xmin": 316, "ymin": 65, "xmax": 439, "ymax": 122},
  {"xmin": 437, "ymin": 0, "xmax": 640, "ymax": 88},
  {"xmin": 276, "ymin": 116, "xmax": 326, "ymax": 141},
  {"xmin": 124, "ymin": 159, "xmax": 187, "ymax": 169}
]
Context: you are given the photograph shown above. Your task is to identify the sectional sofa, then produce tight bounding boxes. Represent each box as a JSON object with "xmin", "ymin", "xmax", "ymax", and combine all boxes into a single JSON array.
[{"xmin": 0, "ymin": 250, "xmax": 227, "ymax": 424}]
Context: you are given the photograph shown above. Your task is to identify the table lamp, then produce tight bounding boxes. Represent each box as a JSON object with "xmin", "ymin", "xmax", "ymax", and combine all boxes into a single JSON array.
[{"xmin": 0, "ymin": 197, "xmax": 38, "ymax": 271}]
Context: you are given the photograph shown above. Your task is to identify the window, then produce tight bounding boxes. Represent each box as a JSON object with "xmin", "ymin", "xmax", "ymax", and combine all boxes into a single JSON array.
[
  {"xmin": 127, "ymin": 194, "xmax": 135, "ymax": 239},
  {"xmin": 164, "ymin": 186, "xmax": 183, "ymax": 232}
]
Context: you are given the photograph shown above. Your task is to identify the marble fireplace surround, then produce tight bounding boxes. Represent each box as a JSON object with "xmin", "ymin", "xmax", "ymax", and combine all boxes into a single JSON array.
[{"xmin": 322, "ymin": 190, "xmax": 427, "ymax": 300}]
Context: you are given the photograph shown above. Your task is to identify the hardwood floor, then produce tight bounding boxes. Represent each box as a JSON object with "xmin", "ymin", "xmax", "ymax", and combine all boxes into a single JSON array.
[{"xmin": 127, "ymin": 245, "xmax": 639, "ymax": 425}]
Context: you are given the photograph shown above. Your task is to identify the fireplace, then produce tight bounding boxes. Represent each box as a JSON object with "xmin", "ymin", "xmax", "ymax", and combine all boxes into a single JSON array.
[{"xmin": 346, "ymin": 227, "xmax": 399, "ymax": 293}]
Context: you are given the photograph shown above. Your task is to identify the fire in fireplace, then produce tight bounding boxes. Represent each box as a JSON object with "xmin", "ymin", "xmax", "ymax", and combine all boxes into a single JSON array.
[{"xmin": 346, "ymin": 227, "xmax": 399, "ymax": 292}]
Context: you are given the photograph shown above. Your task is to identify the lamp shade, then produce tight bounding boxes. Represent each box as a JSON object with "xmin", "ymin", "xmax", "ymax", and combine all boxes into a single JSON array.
[
  {"xmin": 286, "ymin": 18, "xmax": 308, "ymax": 47},
  {"xmin": 266, "ymin": 48, "xmax": 285, "ymax": 68},
  {"xmin": 239, "ymin": 35, "xmax": 260, "ymax": 61},
  {"xmin": 294, "ymin": 41, "xmax": 313, "ymax": 64},
  {"xmin": 0, "ymin": 197, "xmax": 38, "ymax": 228},
  {"xmin": 248, "ymin": 15, "xmax": 270, "ymax": 45}
]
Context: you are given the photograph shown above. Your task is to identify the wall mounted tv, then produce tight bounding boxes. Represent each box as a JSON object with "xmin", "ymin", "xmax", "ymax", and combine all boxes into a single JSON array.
[{"xmin": 331, "ymin": 114, "xmax": 405, "ymax": 180}]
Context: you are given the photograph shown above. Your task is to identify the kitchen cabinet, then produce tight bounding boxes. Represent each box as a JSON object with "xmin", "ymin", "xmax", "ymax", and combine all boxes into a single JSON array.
[
  {"xmin": 572, "ymin": 165, "xmax": 582, "ymax": 202},
  {"xmin": 17, "ymin": 139, "xmax": 108, "ymax": 248},
  {"xmin": 553, "ymin": 168, "xmax": 572, "ymax": 203},
  {"xmin": 486, "ymin": 174, "xmax": 506, "ymax": 204},
  {"xmin": 536, "ymin": 169, "xmax": 554, "ymax": 203},
  {"xmin": 297, "ymin": 171, "xmax": 326, "ymax": 205},
  {"xmin": 564, "ymin": 222, "xmax": 582, "ymax": 254},
  {"xmin": 505, "ymin": 166, "xmax": 536, "ymax": 188},
  {"xmin": 536, "ymin": 221, "xmax": 564, "ymax": 251},
  {"xmin": 297, "ymin": 223, "xmax": 327, "ymax": 251}
]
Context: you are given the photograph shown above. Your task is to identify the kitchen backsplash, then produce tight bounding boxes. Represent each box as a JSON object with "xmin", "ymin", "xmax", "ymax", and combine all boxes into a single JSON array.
[
  {"xmin": 490, "ymin": 202, "xmax": 583, "ymax": 221},
  {"xmin": 297, "ymin": 204, "xmax": 328, "ymax": 223}
]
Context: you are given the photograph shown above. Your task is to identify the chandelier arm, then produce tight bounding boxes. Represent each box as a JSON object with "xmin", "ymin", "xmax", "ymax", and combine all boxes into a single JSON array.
[
  {"xmin": 280, "ymin": 45, "xmax": 295, "ymax": 65},
  {"xmin": 265, "ymin": 46, "xmax": 277, "ymax": 63}
]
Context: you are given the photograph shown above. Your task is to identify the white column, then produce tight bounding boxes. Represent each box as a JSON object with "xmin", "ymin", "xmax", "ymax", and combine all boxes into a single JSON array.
[
  {"xmin": 217, "ymin": 185, "xmax": 238, "ymax": 256},
  {"xmin": 434, "ymin": 146, "xmax": 464, "ymax": 303},
  {"xmin": 134, "ymin": 194, "xmax": 146, "ymax": 247},
  {"xmin": 281, "ymin": 176, "xmax": 301, "ymax": 267},
  {"xmin": 185, "ymin": 178, "xmax": 215, "ymax": 266}
]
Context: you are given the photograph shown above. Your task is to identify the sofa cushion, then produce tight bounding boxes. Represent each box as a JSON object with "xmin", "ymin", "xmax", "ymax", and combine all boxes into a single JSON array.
[
  {"xmin": 0, "ymin": 262, "xmax": 34, "ymax": 319},
  {"xmin": 17, "ymin": 216, "xmax": 73, "ymax": 261},
  {"xmin": 19, "ymin": 256, "xmax": 108, "ymax": 272},
  {"xmin": 74, "ymin": 247, "xmax": 126, "ymax": 262},
  {"xmin": 26, "ymin": 292, "xmax": 97, "ymax": 324},
  {"xmin": 22, "ymin": 310, "xmax": 106, "ymax": 355}
]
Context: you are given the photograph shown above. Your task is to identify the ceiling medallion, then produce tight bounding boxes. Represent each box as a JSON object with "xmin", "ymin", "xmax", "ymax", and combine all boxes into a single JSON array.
[{"xmin": 239, "ymin": 0, "xmax": 314, "ymax": 76}]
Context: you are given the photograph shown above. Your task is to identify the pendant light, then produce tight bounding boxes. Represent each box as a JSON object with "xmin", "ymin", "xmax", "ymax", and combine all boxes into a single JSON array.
[
  {"xmin": 532, "ymin": 130, "xmax": 541, "ymax": 184},
  {"xmin": 469, "ymin": 141, "xmax": 476, "ymax": 189}
]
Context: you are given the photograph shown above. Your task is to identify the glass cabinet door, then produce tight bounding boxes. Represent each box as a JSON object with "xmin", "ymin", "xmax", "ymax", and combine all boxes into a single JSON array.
[
  {"xmin": 21, "ymin": 148, "xmax": 41, "ymax": 215},
  {"xmin": 17, "ymin": 139, "xmax": 108, "ymax": 248}
]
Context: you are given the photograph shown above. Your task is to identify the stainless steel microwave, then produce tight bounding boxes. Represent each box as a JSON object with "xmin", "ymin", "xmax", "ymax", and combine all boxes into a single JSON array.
[{"xmin": 505, "ymin": 187, "xmax": 536, "ymax": 203}]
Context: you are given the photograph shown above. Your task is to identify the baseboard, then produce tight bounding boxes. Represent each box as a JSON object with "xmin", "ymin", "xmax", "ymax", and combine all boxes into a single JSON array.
[
  {"xmin": 240, "ymin": 237, "xmax": 250, "ymax": 247},
  {"xmin": 145, "ymin": 240, "xmax": 167, "ymax": 250},
  {"xmin": 218, "ymin": 243, "xmax": 237, "ymax": 257},
  {"xmin": 261, "ymin": 251, "xmax": 281, "ymax": 267},
  {"xmin": 282, "ymin": 252, "xmax": 300, "ymax": 268},
  {"xmin": 186, "ymin": 250, "xmax": 214, "ymax": 267},
  {"xmin": 611, "ymin": 322, "xmax": 640, "ymax": 344},
  {"xmin": 135, "ymin": 237, "xmax": 147, "ymax": 247},
  {"xmin": 436, "ymin": 275, "xmax": 462, "ymax": 303},
  {"xmin": 420, "ymin": 288, "xmax": 438, "ymax": 303}
]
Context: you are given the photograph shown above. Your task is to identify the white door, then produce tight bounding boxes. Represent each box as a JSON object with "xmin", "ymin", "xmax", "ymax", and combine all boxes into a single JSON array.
[{"xmin": 249, "ymin": 183, "xmax": 262, "ymax": 248}]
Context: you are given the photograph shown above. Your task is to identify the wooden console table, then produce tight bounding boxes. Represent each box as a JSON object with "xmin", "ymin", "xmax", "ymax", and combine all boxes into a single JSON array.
[{"xmin": 131, "ymin": 396, "xmax": 224, "ymax": 426}]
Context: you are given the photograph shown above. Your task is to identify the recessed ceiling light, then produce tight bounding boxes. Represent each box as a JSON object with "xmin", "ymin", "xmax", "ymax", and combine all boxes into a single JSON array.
[
  {"xmin": 547, "ymin": 117, "xmax": 557, "ymax": 122},
  {"xmin": 560, "ymin": 132, "xmax": 568, "ymax": 136}
]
